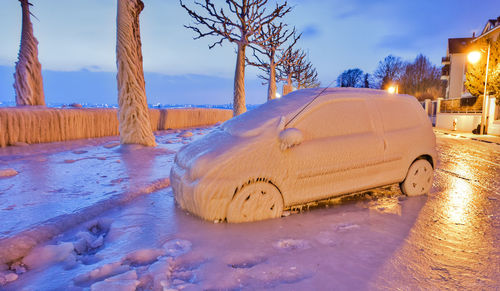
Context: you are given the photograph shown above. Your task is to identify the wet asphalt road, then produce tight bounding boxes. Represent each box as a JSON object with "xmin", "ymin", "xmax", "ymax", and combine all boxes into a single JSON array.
[{"xmin": 372, "ymin": 132, "xmax": 500, "ymax": 290}]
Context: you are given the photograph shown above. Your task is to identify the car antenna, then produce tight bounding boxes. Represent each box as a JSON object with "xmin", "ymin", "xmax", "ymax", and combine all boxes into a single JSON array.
[{"xmin": 285, "ymin": 80, "xmax": 336, "ymax": 127}]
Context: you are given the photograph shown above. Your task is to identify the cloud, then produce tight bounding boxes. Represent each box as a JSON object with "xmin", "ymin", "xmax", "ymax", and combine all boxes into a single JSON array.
[
  {"xmin": 335, "ymin": 9, "xmax": 360, "ymax": 19},
  {"xmin": 301, "ymin": 24, "xmax": 321, "ymax": 39},
  {"xmin": 376, "ymin": 35, "xmax": 417, "ymax": 51}
]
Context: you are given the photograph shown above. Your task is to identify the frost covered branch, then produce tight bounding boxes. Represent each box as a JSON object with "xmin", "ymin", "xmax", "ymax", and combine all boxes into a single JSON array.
[
  {"xmin": 247, "ymin": 22, "xmax": 299, "ymax": 100},
  {"xmin": 180, "ymin": 0, "xmax": 291, "ymax": 115}
]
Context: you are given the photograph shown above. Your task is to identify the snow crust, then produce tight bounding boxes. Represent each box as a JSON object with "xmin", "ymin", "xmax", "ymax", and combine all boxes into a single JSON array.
[
  {"xmin": 122, "ymin": 249, "xmax": 165, "ymax": 266},
  {"xmin": 0, "ymin": 107, "xmax": 231, "ymax": 147},
  {"xmin": 90, "ymin": 276, "xmax": 140, "ymax": 291},
  {"xmin": 23, "ymin": 242, "xmax": 75, "ymax": 269},
  {"xmin": 162, "ymin": 239, "xmax": 192, "ymax": 257},
  {"xmin": 0, "ymin": 271, "xmax": 18, "ymax": 286},
  {"xmin": 273, "ymin": 239, "xmax": 311, "ymax": 251},
  {"xmin": 0, "ymin": 169, "xmax": 18, "ymax": 178},
  {"xmin": 178, "ymin": 131, "xmax": 193, "ymax": 138},
  {"xmin": 74, "ymin": 261, "xmax": 130, "ymax": 285},
  {"xmin": 171, "ymin": 88, "xmax": 437, "ymax": 222}
]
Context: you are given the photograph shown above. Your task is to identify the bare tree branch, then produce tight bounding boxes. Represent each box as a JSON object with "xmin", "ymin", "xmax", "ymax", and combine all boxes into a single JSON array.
[{"xmin": 180, "ymin": 0, "xmax": 292, "ymax": 114}]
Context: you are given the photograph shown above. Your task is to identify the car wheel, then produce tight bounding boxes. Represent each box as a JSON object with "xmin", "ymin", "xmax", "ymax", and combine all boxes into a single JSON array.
[
  {"xmin": 400, "ymin": 159, "xmax": 434, "ymax": 196},
  {"xmin": 226, "ymin": 181, "xmax": 284, "ymax": 223}
]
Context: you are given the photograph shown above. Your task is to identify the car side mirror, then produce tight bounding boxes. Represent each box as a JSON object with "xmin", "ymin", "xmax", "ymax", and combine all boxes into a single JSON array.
[{"xmin": 279, "ymin": 128, "xmax": 303, "ymax": 151}]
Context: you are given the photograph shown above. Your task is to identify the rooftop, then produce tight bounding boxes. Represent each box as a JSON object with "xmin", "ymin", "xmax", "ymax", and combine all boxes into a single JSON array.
[
  {"xmin": 481, "ymin": 16, "xmax": 500, "ymax": 36},
  {"xmin": 447, "ymin": 38, "xmax": 474, "ymax": 54}
]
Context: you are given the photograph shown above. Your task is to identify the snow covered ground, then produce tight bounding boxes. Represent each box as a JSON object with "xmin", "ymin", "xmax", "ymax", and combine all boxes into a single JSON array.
[
  {"xmin": 0, "ymin": 128, "xmax": 209, "ymax": 265},
  {"xmin": 1, "ymin": 129, "xmax": 499, "ymax": 290}
]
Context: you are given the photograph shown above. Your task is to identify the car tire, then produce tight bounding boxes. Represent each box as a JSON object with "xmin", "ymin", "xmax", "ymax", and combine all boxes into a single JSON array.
[
  {"xmin": 400, "ymin": 159, "xmax": 434, "ymax": 196},
  {"xmin": 226, "ymin": 181, "xmax": 284, "ymax": 223}
]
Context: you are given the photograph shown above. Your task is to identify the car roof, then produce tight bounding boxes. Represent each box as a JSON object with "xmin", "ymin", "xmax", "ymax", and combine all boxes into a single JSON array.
[
  {"xmin": 302, "ymin": 87, "xmax": 415, "ymax": 102},
  {"xmin": 222, "ymin": 88, "xmax": 417, "ymax": 136}
]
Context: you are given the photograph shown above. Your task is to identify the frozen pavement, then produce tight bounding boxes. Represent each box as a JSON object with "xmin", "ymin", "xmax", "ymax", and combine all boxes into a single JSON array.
[
  {"xmin": 1, "ymin": 129, "xmax": 499, "ymax": 290},
  {"xmin": 0, "ymin": 127, "xmax": 211, "ymax": 264}
]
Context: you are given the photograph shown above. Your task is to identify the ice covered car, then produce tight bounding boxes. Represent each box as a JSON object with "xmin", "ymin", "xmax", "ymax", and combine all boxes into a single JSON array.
[{"xmin": 170, "ymin": 88, "xmax": 437, "ymax": 223}]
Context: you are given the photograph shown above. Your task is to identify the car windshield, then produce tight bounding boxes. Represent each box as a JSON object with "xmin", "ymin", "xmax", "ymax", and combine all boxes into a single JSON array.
[{"xmin": 222, "ymin": 88, "xmax": 323, "ymax": 137}]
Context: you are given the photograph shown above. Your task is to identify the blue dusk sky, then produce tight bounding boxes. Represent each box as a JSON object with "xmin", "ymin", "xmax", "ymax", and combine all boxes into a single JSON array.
[{"xmin": 0, "ymin": 0, "xmax": 499, "ymax": 106}]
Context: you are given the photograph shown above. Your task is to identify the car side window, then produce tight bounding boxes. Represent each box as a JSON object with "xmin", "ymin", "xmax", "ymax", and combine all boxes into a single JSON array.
[
  {"xmin": 294, "ymin": 99, "xmax": 373, "ymax": 140},
  {"xmin": 376, "ymin": 100, "xmax": 421, "ymax": 132}
]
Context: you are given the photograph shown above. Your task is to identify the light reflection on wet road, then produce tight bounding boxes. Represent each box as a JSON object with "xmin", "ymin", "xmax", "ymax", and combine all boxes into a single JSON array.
[{"xmin": 372, "ymin": 133, "xmax": 500, "ymax": 289}]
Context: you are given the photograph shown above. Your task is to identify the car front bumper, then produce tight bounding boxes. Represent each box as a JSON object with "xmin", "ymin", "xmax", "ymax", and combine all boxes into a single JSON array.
[{"xmin": 170, "ymin": 163, "xmax": 233, "ymax": 222}]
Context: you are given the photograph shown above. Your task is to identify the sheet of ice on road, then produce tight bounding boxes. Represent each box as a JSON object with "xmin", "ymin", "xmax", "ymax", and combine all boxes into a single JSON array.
[
  {"xmin": 0, "ymin": 128, "xmax": 210, "ymax": 240},
  {"xmin": 5, "ymin": 186, "xmax": 423, "ymax": 290},
  {"xmin": 1, "ymin": 131, "xmax": 499, "ymax": 290}
]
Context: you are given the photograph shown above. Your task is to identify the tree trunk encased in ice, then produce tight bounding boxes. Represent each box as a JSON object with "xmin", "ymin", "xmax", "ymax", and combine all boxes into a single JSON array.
[
  {"xmin": 180, "ymin": 0, "xmax": 291, "ymax": 117},
  {"xmin": 116, "ymin": 0, "xmax": 156, "ymax": 146},
  {"xmin": 267, "ymin": 54, "xmax": 277, "ymax": 101},
  {"xmin": 14, "ymin": 0, "xmax": 45, "ymax": 106},
  {"xmin": 233, "ymin": 43, "xmax": 247, "ymax": 116}
]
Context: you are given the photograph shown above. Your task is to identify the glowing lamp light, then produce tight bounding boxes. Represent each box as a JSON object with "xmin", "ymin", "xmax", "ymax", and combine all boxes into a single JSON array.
[
  {"xmin": 276, "ymin": 92, "xmax": 281, "ymax": 99},
  {"xmin": 467, "ymin": 43, "xmax": 491, "ymax": 135},
  {"xmin": 467, "ymin": 51, "xmax": 481, "ymax": 64},
  {"xmin": 387, "ymin": 86, "xmax": 397, "ymax": 94}
]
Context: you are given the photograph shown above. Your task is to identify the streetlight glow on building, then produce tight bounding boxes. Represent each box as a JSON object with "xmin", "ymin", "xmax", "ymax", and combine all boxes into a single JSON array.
[
  {"xmin": 467, "ymin": 51, "xmax": 481, "ymax": 64},
  {"xmin": 467, "ymin": 43, "xmax": 491, "ymax": 135}
]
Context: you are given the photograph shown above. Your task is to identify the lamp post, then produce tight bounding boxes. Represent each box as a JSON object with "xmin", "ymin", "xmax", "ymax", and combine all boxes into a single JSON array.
[
  {"xmin": 387, "ymin": 85, "xmax": 398, "ymax": 94},
  {"xmin": 467, "ymin": 42, "xmax": 491, "ymax": 135}
]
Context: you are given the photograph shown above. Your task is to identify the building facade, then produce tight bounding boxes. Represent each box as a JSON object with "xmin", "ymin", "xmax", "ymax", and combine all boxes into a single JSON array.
[
  {"xmin": 441, "ymin": 38, "xmax": 474, "ymax": 99},
  {"xmin": 441, "ymin": 16, "xmax": 500, "ymax": 99},
  {"xmin": 436, "ymin": 16, "xmax": 500, "ymax": 136}
]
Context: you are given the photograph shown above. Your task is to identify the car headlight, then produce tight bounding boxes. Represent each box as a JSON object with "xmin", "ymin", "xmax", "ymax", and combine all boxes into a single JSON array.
[{"xmin": 188, "ymin": 156, "xmax": 211, "ymax": 181}]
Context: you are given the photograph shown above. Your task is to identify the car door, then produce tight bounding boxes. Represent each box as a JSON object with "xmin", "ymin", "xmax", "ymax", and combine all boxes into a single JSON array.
[
  {"xmin": 281, "ymin": 98, "xmax": 385, "ymax": 205},
  {"xmin": 374, "ymin": 99, "xmax": 424, "ymax": 184}
]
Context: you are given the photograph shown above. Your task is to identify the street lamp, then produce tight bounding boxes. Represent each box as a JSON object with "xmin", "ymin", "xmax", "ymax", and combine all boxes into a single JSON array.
[
  {"xmin": 467, "ymin": 42, "xmax": 491, "ymax": 135},
  {"xmin": 467, "ymin": 51, "xmax": 481, "ymax": 64},
  {"xmin": 387, "ymin": 85, "xmax": 398, "ymax": 94}
]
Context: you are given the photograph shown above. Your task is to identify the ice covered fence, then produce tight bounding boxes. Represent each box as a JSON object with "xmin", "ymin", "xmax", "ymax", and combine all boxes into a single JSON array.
[{"xmin": 0, "ymin": 107, "xmax": 232, "ymax": 147}]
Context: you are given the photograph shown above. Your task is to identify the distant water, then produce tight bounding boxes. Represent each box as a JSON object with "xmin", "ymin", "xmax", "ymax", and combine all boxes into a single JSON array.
[{"xmin": 0, "ymin": 101, "xmax": 259, "ymax": 110}]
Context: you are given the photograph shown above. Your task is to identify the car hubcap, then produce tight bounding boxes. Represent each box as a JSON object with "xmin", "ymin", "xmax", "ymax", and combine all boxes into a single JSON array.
[
  {"xmin": 402, "ymin": 160, "xmax": 433, "ymax": 196},
  {"xmin": 227, "ymin": 182, "xmax": 283, "ymax": 223}
]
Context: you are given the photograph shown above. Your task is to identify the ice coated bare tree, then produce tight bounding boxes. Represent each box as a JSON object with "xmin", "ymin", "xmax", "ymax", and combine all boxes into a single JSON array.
[
  {"xmin": 277, "ymin": 48, "xmax": 305, "ymax": 90},
  {"xmin": 247, "ymin": 23, "xmax": 299, "ymax": 100},
  {"xmin": 293, "ymin": 53, "xmax": 320, "ymax": 89},
  {"xmin": 14, "ymin": 0, "xmax": 45, "ymax": 106},
  {"xmin": 116, "ymin": 0, "xmax": 156, "ymax": 146},
  {"xmin": 180, "ymin": 0, "xmax": 291, "ymax": 116}
]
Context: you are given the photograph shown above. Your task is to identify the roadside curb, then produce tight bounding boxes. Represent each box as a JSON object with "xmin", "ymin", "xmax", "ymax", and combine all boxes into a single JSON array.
[{"xmin": 434, "ymin": 130, "xmax": 500, "ymax": 146}]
